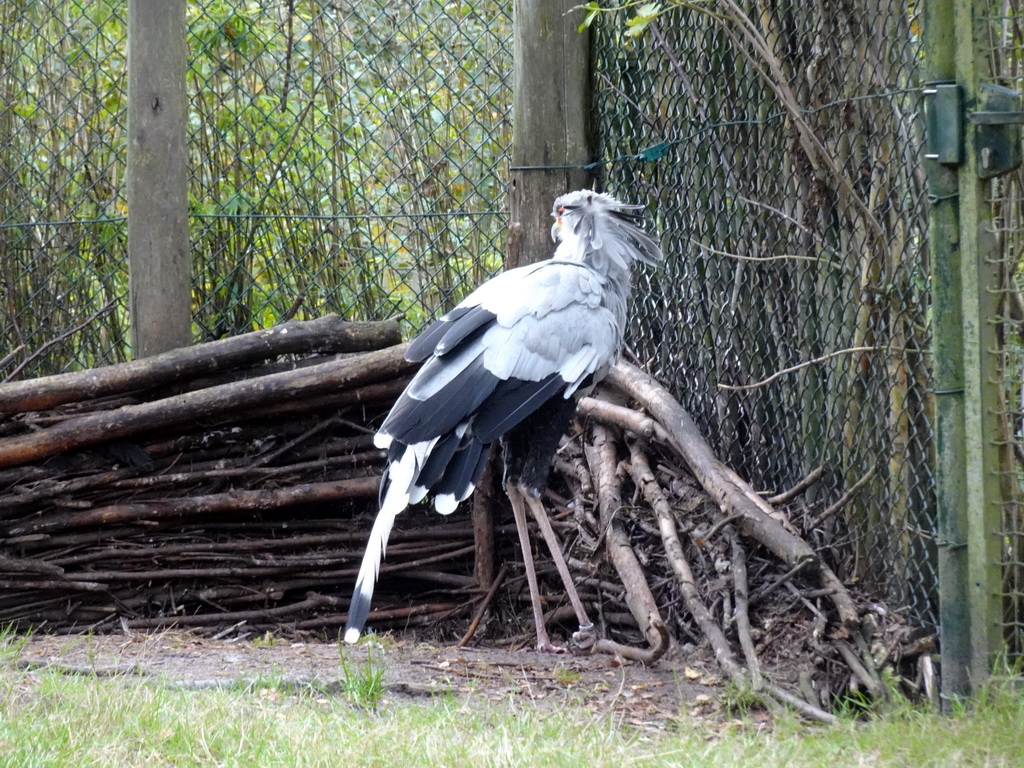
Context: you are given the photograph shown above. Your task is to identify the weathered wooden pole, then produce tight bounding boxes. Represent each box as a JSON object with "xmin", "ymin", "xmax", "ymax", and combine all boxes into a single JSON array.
[
  {"xmin": 507, "ymin": 0, "xmax": 595, "ymax": 268},
  {"xmin": 923, "ymin": 0, "xmax": 971, "ymax": 704},
  {"xmin": 472, "ymin": 1, "xmax": 596, "ymax": 589},
  {"xmin": 127, "ymin": 0, "xmax": 191, "ymax": 357},
  {"xmin": 954, "ymin": 0, "xmax": 1006, "ymax": 691}
]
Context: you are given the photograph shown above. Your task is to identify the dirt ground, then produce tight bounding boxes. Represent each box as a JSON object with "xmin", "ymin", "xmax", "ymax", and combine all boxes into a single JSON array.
[{"xmin": 15, "ymin": 630, "xmax": 730, "ymax": 727}]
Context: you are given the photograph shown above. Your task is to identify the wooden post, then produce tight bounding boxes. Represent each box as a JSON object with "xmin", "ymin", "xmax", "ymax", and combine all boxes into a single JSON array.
[
  {"xmin": 508, "ymin": 0, "xmax": 595, "ymax": 268},
  {"xmin": 127, "ymin": 0, "xmax": 191, "ymax": 358},
  {"xmin": 955, "ymin": 0, "xmax": 1005, "ymax": 689},
  {"xmin": 923, "ymin": 0, "xmax": 971, "ymax": 703}
]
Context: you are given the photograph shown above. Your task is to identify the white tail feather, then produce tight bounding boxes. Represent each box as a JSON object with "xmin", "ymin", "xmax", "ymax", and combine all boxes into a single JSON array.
[{"xmin": 344, "ymin": 442, "xmax": 429, "ymax": 643}]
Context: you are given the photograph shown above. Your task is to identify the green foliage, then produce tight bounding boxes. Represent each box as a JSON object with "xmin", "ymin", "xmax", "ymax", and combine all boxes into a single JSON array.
[
  {"xmin": 576, "ymin": 1, "xmax": 666, "ymax": 36},
  {"xmin": 1, "ymin": 0, "xmax": 511, "ymax": 378},
  {"xmin": 183, "ymin": 0, "xmax": 511, "ymax": 342}
]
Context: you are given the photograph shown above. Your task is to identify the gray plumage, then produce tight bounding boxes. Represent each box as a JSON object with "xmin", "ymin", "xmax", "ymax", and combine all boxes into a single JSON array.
[{"xmin": 344, "ymin": 190, "xmax": 661, "ymax": 644}]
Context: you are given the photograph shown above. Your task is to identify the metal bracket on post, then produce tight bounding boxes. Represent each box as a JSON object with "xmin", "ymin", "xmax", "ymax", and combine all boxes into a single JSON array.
[
  {"xmin": 925, "ymin": 82, "xmax": 1024, "ymax": 179},
  {"xmin": 968, "ymin": 83, "xmax": 1023, "ymax": 180},
  {"xmin": 924, "ymin": 82, "xmax": 964, "ymax": 165}
]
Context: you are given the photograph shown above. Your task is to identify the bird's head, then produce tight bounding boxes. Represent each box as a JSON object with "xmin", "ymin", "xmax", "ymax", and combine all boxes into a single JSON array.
[{"xmin": 550, "ymin": 190, "xmax": 662, "ymax": 269}]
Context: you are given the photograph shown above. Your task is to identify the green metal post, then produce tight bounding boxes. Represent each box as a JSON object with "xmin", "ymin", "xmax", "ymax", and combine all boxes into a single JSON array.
[
  {"xmin": 955, "ymin": 0, "xmax": 1005, "ymax": 686},
  {"xmin": 924, "ymin": 0, "xmax": 971, "ymax": 703}
]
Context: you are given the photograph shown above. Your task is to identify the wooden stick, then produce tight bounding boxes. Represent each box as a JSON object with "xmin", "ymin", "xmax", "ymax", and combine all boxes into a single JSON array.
[
  {"xmin": 0, "ymin": 579, "xmax": 108, "ymax": 592},
  {"xmin": 809, "ymin": 465, "xmax": 878, "ymax": 527},
  {"xmin": 49, "ymin": 526, "xmax": 473, "ymax": 567},
  {"xmin": 291, "ymin": 602, "xmax": 462, "ymax": 631},
  {"xmin": 628, "ymin": 442, "xmax": 833, "ymax": 718},
  {"xmin": 749, "ymin": 559, "xmax": 814, "ymax": 605},
  {"xmin": 50, "ymin": 543, "xmax": 474, "ymax": 583},
  {"xmin": 457, "ymin": 563, "xmax": 509, "ymax": 647},
  {"xmin": 592, "ymin": 615, "xmax": 671, "ymax": 664},
  {"xmin": 0, "ymin": 345, "xmax": 414, "ymax": 469},
  {"xmin": 3, "ymin": 300, "xmax": 118, "ymax": 385},
  {"xmin": 576, "ymin": 396, "xmax": 662, "ymax": 440},
  {"xmin": 768, "ymin": 466, "xmax": 824, "ymax": 505},
  {"xmin": 0, "ymin": 316, "xmax": 402, "ymax": 416},
  {"xmin": 2, "ymin": 475, "xmax": 380, "ymax": 536},
  {"xmin": 609, "ymin": 361, "xmax": 860, "ymax": 630},
  {"xmin": 470, "ymin": 445, "xmax": 501, "ymax": 590},
  {"xmin": 626, "ymin": 441, "xmax": 745, "ymax": 683},
  {"xmin": 585, "ymin": 425, "xmax": 666, "ymax": 651},
  {"xmin": 728, "ymin": 527, "xmax": 763, "ymax": 688},
  {"xmin": 761, "ymin": 682, "xmax": 837, "ymax": 724},
  {"xmin": 834, "ymin": 639, "xmax": 884, "ymax": 698},
  {"xmin": 716, "ymin": 346, "xmax": 877, "ymax": 391}
]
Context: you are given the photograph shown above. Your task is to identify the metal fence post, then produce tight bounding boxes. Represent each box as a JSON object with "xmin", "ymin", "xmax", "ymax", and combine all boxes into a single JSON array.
[
  {"xmin": 954, "ymin": 0, "xmax": 1006, "ymax": 686},
  {"xmin": 923, "ymin": 0, "xmax": 971, "ymax": 703},
  {"xmin": 127, "ymin": 0, "xmax": 191, "ymax": 357}
]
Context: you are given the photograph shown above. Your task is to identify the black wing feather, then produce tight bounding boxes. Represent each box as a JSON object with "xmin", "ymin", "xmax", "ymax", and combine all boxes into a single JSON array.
[
  {"xmin": 474, "ymin": 373, "xmax": 568, "ymax": 443},
  {"xmin": 381, "ymin": 356, "xmax": 498, "ymax": 444},
  {"xmin": 415, "ymin": 430, "xmax": 464, "ymax": 491},
  {"xmin": 406, "ymin": 305, "xmax": 496, "ymax": 362},
  {"xmin": 432, "ymin": 438, "xmax": 487, "ymax": 501}
]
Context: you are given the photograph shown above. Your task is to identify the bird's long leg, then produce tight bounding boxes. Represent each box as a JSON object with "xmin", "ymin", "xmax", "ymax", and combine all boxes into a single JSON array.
[
  {"xmin": 507, "ymin": 484, "xmax": 562, "ymax": 653},
  {"xmin": 523, "ymin": 492, "xmax": 596, "ymax": 653}
]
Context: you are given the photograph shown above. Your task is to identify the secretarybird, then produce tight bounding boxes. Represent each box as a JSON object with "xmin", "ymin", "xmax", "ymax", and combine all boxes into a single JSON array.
[{"xmin": 344, "ymin": 190, "xmax": 662, "ymax": 652}]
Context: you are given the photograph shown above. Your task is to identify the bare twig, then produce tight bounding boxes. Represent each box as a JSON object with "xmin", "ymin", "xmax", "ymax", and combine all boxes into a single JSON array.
[
  {"xmin": 576, "ymin": 397, "xmax": 664, "ymax": 441},
  {"xmin": 728, "ymin": 527, "xmax": 762, "ymax": 688},
  {"xmin": 717, "ymin": 347, "xmax": 878, "ymax": 391},
  {"xmin": 0, "ymin": 345, "xmax": 414, "ymax": 469},
  {"xmin": 762, "ymin": 682, "xmax": 837, "ymax": 725},
  {"xmin": 3, "ymin": 300, "xmax": 117, "ymax": 384},
  {"xmin": 610, "ymin": 361, "xmax": 861, "ymax": 630},
  {"xmin": 810, "ymin": 465, "xmax": 878, "ymax": 527},
  {"xmin": 702, "ymin": 512, "xmax": 745, "ymax": 543},
  {"xmin": 585, "ymin": 425, "xmax": 667, "ymax": 653},
  {"xmin": 835, "ymin": 639, "xmax": 884, "ymax": 698},
  {"xmin": 749, "ymin": 558, "xmax": 814, "ymax": 605},
  {"xmin": 457, "ymin": 564, "xmax": 509, "ymax": 648},
  {"xmin": 0, "ymin": 345, "xmax": 25, "ymax": 371},
  {"xmin": 592, "ymin": 615, "xmax": 671, "ymax": 664},
  {"xmin": 768, "ymin": 466, "xmax": 824, "ymax": 506},
  {"xmin": 688, "ymin": 237, "xmax": 847, "ymax": 272}
]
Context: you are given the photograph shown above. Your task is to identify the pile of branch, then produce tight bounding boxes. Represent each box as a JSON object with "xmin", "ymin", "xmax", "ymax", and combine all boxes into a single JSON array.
[
  {"xmin": 0, "ymin": 322, "xmax": 934, "ymax": 716},
  {"xmin": 473, "ymin": 363, "xmax": 935, "ymax": 719},
  {"xmin": 0, "ymin": 317, "xmax": 478, "ymax": 635}
]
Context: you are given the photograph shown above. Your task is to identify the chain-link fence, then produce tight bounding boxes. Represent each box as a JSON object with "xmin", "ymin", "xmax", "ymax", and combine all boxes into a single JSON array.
[
  {"xmin": 593, "ymin": 3, "xmax": 936, "ymax": 626},
  {"xmin": 0, "ymin": 0, "xmax": 129, "ymax": 379},
  {"xmin": 1, "ymin": 0, "xmax": 511, "ymax": 379},
  {"xmin": 8, "ymin": 0, "xmax": 1024, "ymax": 665},
  {"xmin": 982, "ymin": 2, "xmax": 1024, "ymax": 663}
]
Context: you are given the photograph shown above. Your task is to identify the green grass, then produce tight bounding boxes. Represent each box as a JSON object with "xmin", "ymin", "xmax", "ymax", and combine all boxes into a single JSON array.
[
  {"xmin": 337, "ymin": 643, "xmax": 386, "ymax": 709},
  {"xmin": 0, "ymin": 632, "xmax": 1022, "ymax": 768}
]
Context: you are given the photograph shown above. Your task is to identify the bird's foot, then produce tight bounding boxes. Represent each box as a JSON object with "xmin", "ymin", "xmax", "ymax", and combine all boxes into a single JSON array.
[
  {"xmin": 534, "ymin": 627, "xmax": 572, "ymax": 654},
  {"xmin": 536, "ymin": 640, "xmax": 568, "ymax": 654},
  {"xmin": 570, "ymin": 623, "xmax": 597, "ymax": 655}
]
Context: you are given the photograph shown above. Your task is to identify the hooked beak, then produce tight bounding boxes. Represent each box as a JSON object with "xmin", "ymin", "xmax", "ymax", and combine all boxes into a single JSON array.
[{"xmin": 550, "ymin": 217, "xmax": 562, "ymax": 242}]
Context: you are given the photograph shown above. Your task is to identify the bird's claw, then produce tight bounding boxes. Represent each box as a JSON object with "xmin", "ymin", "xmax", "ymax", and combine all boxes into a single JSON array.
[
  {"xmin": 570, "ymin": 623, "xmax": 597, "ymax": 655},
  {"xmin": 537, "ymin": 640, "xmax": 568, "ymax": 654}
]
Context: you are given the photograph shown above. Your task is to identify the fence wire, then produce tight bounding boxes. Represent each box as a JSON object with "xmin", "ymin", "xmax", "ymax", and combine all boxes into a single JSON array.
[
  {"xmin": 11, "ymin": 0, "xmax": 1024, "ymax": 653},
  {"xmin": 593, "ymin": 3, "xmax": 937, "ymax": 626},
  {"xmin": 1, "ymin": 0, "xmax": 511, "ymax": 379},
  {"xmin": 982, "ymin": 3, "xmax": 1024, "ymax": 661},
  {"xmin": 0, "ymin": 0, "xmax": 128, "ymax": 379}
]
